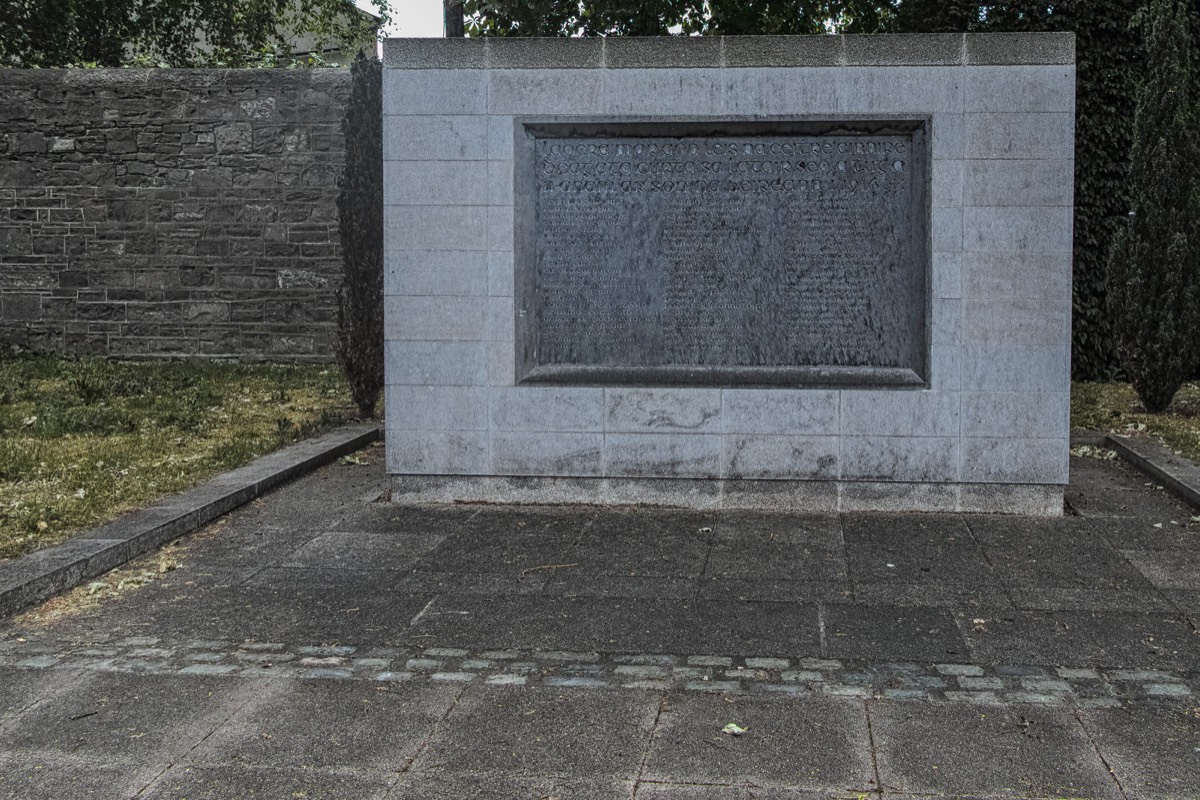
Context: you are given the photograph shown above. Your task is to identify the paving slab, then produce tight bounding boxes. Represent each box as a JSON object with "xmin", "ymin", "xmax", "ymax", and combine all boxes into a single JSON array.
[
  {"xmin": 634, "ymin": 786, "xmax": 845, "ymax": 800},
  {"xmin": 1120, "ymin": 548, "xmax": 1200, "ymax": 591},
  {"xmin": 279, "ymin": 531, "xmax": 445, "ymax": 571},
  {"xmin": 823, "ymin": 605, "xmax": 970, "ymax": 662},
  {"xmin": 851, "ymin": 582, "xmax": 1013, "ymax": 609},
  {"xmin": 960, "ymin": 609, "xmax": 1200, "ymax": 669},
  {"xmin": 0, "ymin": 754, "xmax": 156, "ymax": 800},
  {"xmin": 642, "ymin": 693, "xmax": 874, "ymax": 793},
  {"xmin": 141, "ymin": 765, "xmax": 392, "ymax": 800},
  {"xmin": 411, "ymin": 684, "xmax": 659, "ymax": 778},
  {"xmin": 1078, "ymin": 706, "xmax": 1200, "ymax": 800},
  {"xmin": 1, "ymin": 672, "xmax": 252, "ymax": 763},
  {"xmin": 388, "ymin": 772, "xmax": 633, "ymax": 800},
  {"xmin": 869, "ymin": 701, "xmax": 1122, "ymax": 798},
  {"xmin": 188, "ymin": 679, "xmax": 461, "ymax": 771}
]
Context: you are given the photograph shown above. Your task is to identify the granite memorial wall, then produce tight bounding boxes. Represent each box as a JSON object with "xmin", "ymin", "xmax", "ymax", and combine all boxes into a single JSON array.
[{"xmin": 382, "ymin": 34, "xmax": 1076, "ymax": 514}]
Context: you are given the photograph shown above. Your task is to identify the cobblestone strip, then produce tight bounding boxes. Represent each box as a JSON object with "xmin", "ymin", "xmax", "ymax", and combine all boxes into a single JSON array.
[{"xmin": 1, "ymin": 638, "xmax": 1196, "ymax": 708}]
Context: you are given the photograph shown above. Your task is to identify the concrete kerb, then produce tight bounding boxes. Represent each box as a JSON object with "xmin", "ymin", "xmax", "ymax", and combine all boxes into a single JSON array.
[
  {"xmin": 0, "ymin": 424, "xmax": 380, "ymax": 618},
  {"xmin": 1105, "ymin": 434, "xmax": 1200, "ymax": 511}
]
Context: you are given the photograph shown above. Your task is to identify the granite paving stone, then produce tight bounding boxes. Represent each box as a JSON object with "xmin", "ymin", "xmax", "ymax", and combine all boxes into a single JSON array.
[
  {"xmin": 642, "ymin": 693, "xmax": 874, "ymax": 792},
  {"xmin": 1120, "ymin": 548, "xmax": 1200, "ymax": 590},
  {"xmin": 1088, "ymin": 516, "xmax": 1200, "ymax": 551},
  {"xmin": 279, "ymin": 532, "xmax": 445, "ymax": 571},
  {"xmin": 1078, "ymin": 706, "xmax": 1200, "ymax": 800},
  {"xmin": 188, "ymin": 680, "xmax": 461, "ymax": 770},
  {"xmin": 634, "ymin": 787, "xmax": 845, "ymax": 800},
  {"xmin": 870, "ymin": 701, "xmax": 1122, "ymax": 799},
  {"xmin": 851, "ymin": 582, "xmax": 1013, "ymax": 609},
  {"xmin": 0, "ymin": 754, "xmax": 156, "ymax": 800},
  {"xmin": 388, "ymin": 773, "xmax": 633, "ymax": 800},
  {"xmin": 141, "ymin": 765, "xmax": 392, "ymax": 800},
  {"xmin": 1, "ymin": 672, "xmax": 251, "ymax": 763},
  {"xmin": 960, "ymin": 609, "xmax": 1200, "ymax": 669},
  {"xmin": 823, "ymin": 605, "xmax": 970, "ymax": 662},
  {"xmin": 412, "ymin": 685, "xmax": 658, "ymax": 778}
]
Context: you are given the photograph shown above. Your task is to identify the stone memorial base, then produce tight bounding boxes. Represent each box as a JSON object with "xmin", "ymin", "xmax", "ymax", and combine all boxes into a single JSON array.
[{"xmin": 382, "ymin": 34, "xmax": 1076, "ymax": 515}]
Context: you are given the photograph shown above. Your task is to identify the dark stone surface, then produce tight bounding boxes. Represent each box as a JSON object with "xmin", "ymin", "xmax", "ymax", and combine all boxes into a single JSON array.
[
  {"xmin": 960, "ymin": 609, "xmax": 1200, "ymax": 669},
  {"xmin": 1, "ymin": 672, "xmax": 246, "ymax": 762},
  {"xmin": 642, "ymin": 694, "xmax": 874, "ymax": 791},
  {"xmin": 870, "ymin": 701, "xmax": 1121, "ymax": 799},
  {"xmin": 141, "ymin": 766, "xmax": 390, "ymax": 800},
  {"xmin": 189, "ymin": 680, "xmax": 460, "ymax": 770},
  {"xmin": 413, "ymin": 685, "xmax": 658, "ymax": 778},
  {"xmin": 822, "ymin": 605, "xmax": 970, "ymax": 661},
  {"xmin": 390, "ymin": 772, "xmax": 633, "ymax": 800},
  {"xmin": 279, "ymin": 532, "xmax": 445, "ymax": 571},
  {"xmin": 1080, "ymin": 707, "xmax": 1200, "ymax": 800},
  {"xmin": 405, "ymin": 595, "xmax": 821, "ymax": 657},
  {"xmin": 0, "ymin": 69, "xmax": 349, "ymax": 361},
  {"xmin": 515, "ymin": 120, "xmax": 929, "ymax": 388},
  {"xmin": 0, "ymin": 755, "xmax": 152, "ymax": 800}
]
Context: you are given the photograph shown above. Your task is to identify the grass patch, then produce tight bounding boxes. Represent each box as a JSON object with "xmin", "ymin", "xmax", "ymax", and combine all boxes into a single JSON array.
[
  {"xmin": 1072, "ymin": 381, "xmax": 1200, "ymax": 464},
  {"xmin": 0, "ymin": 352, "xmax": 354, "ymax": 560}
]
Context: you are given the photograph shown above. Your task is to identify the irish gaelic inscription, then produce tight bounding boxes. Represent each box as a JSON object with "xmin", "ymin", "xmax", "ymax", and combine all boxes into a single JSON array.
[{"xmin": 516, "ymin": 121, "xmax": 929, "ymax": 386}]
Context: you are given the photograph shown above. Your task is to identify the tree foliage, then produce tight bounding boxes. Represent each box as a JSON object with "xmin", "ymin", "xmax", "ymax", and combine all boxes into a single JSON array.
[
  {"xmin": 335, "ymin": 55, "xmax": 385, "ymax": 418},
  {"xmin": 0, "ymin": 0, "xmax": 390, "ymax": 67},
  {"xmin": 1106, "ymin": 0, "xmax": 1199, "ymax": 412}
]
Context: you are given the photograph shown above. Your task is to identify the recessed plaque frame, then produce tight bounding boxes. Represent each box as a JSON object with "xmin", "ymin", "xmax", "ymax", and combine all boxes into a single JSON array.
[{"xmin": 514, "ymin": 117, "xmax": 932, "ymax": 389}]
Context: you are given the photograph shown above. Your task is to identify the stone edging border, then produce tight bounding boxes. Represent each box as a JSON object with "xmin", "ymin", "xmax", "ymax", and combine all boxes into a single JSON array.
[
  {"xmin": 0, "ymin": 424, "xmax": 381, "ymax": 619},
  {"xmin": 1104, "ymin": 434, "xmax": 1200, "ymax": 511}
]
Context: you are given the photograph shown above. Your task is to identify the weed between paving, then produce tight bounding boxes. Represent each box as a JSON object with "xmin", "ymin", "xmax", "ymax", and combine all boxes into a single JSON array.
[{"xmin": 0, "ymin": 352, "xmax": 353, "ymax": 560}]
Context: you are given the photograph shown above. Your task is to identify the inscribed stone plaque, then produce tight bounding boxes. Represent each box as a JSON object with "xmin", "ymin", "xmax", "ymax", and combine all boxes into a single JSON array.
[{"xmin": 514, "ymin": 120, "xmax": 930, "ymax": 387}]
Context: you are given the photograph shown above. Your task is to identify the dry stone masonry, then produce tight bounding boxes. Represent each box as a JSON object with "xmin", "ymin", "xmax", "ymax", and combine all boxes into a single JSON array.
[
  {"xmin": 0, "ymin": 69, "xmax": 350, "ymax": 360},
  {"xmin": 383, "ymin": 34, "xmax": 1076, "ymax": 514}
]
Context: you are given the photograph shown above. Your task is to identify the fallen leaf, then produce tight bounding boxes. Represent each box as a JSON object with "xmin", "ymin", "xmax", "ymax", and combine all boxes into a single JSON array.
[{"xmin": 721, "ymin": 722, "xmax": 747, "ymax": 736}]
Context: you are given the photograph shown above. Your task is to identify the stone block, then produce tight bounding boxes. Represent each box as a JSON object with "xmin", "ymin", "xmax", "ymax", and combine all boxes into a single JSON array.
[
  {"xmin": 384, "ymin": 115, "xmax": 488, "ymax": 161},
  {"xmin": 834, "ymin": 67, "xmax": 964, "ymax": 114},
  {"xmin": 965, "ymin": 32, "xmax": 1075, "ymax": 66},
  {"xmin": 932, "ymin": 299, "xmax": 962, "ymax": 346},
  {"xmin": 841, "ymin": 436, "xmax": 959, "ymax": 482},
  {"xmin": 933, "ymin": 159, "xmax": 964, "ymax": 208},
  {"xmin": 604, "ymin": 388, "xmax": 723, "ymax": 434},
  {"xmin": 384, "ymin": 251, "xmax": 487, "ymax": 297},
  {"xmin": 489, "ymin": 117, "xmax": 515, "ymax": 160},
  {"xmin": 931, "ymin": 113, "xmax": 964, "ymax": 159},
  {"xmin": 844, "ymin": 34, "xmax": 965, "ymax": 66},
  {"xmin": 487, "ymin": 205, "xmax": 513, "ymax": 253},
  {"xmin": 487, "ymin": 251, "xmax": 514, "ymax": 297},
  {"xmin": 604, "ymin": 433, "xmax": 722, "ymax": 479},
  {"xmin": 722, "ymin": 435, "xmax": 839, "ymax": 480},
  {"xmin": 601, "ymin": 69, "xmax": 732, "ymax": 116},
  {"xmin": 932, "ymin": 206, "xmax": 963, "ymax": 253},
  {"xmin": 930, "ymin": 345, "xmax": 961, "ymax": 392},
  {"xmin": 958, "ymin": 483, "xmax": 1063, "ymax": 515},
  {"xmin": 723, "ymin": 36, "xmax": 843, "ymax": 68},
  {"xmin": 383, "ymin": 38, "xmax": 489, "ymax": 69},
  {"xmin": 840, "ymin": 481, "xmax": 960, "ymax": 513},
  {"xmin": 961, "ymin": 345, "xmax": 1070, "ymax": 392},
  {"xmin": 964, "ymin": 112, "xmax": 1074, "ymax": 160},
  {"xmin": 383, "ymin": 69, "xmax": 487, "ymax": 116},
  {"xmin": 964, "ymin": 159, "xmax": 1073, "ymax": 207},
  {"xmin": 961, "ymin": 437, "xmax": 1068, "ymax": 484},
  {"xmin": 604, "ymin": 37, "xmax": 724, "ymax": 68},
  {"xmin": 720, "ymin": 389, "xmax": 839, "ymax": 435},
  {"xmin": 933, "ymin": 253, "xmax": 963, "ymax": 299},
  {"xmin": 963, "ymin": 206, "xmax": 1074, "ymax": 254},
  {"xmin": 723, "ymin": 68, "xmax": 840, "ymax": 115},
  {"xmin": 385, "ymin": 205, "xmax": 487, "ymax": 252},
  {"xmin": 963, "ymin": 299, "xmax": 1071, "ymax": 348},
  {"xmin": 487, "ymin": 70, "xmax": 605, "ymax": 116},
  {"xmin": 486, "ymin": 296, "xmax": 513, "ymax": 342},
  {"xmin": 489, "ymin": 387, "xmax": 604, "ymax": 432},
  {"xmin": 385, "ymin": 340, "xmax": 487, "ymax": 386},
  {"xmin": 387, "ymin": 430, "xmax": 489, "ymax": 475},
  {"xmin": 966, "ymin": 65, "xmax": 1076, "ymax": 113},
  {"xmin": 488, "ymin": 160, "xmax": 513, "ymax": 207},
  {"xmin": 492, "ymin": 432, "xmax": 604, "ymax": 477},
  {"xmin": 841, "ymin": 391, "xmax": 960, "ymax": 438},
  {"xmin": 383, "ymin": 160, "xmax": 487, "ymax": 207},
  {"xmin": 386, "ymin": 385, "xmax": 488, "ymax": 431},
  {"xmin": 487, "ymin": 337, "xmax": 516, "ymax": 387},
  {"xmin": 385, "ymin": 296, "xmax": 487, "ymax": 341},
  {"xmin": 961, "ymin": 392, "xmax": 1070, "ymax": 439},
  {"xmin": 2, "ymin": 294, "xmax": 42, "ymax": 321},
  {"xmin": 489, "ymin": 37, "xmax": 605, "ymax": 69},
  {"xmin": 962, "ymin": 252, "xmax": 1073, "ymax": 302}
]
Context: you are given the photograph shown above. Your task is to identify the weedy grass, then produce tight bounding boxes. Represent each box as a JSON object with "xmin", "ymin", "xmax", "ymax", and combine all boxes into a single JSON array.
[
  {"xmin": 0, "ymin": 352, "xmax": 353, "ymax": 560},
  {"xmin": 1072, "ymin": 381, "xmax": 1200, "ymax": 464}
]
